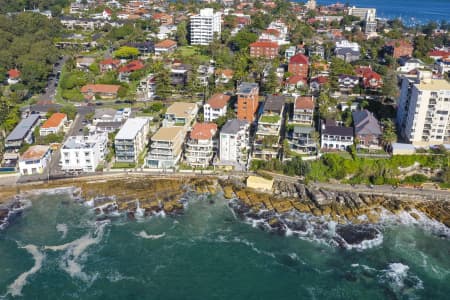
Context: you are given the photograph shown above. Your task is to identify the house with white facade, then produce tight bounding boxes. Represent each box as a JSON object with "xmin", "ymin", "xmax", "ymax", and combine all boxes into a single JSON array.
[
  {"xmin": 292, "ymin": 96, "xmax": 315, "ymax": 126},
  {"xmin": 190, "ymin": 8, "xmax": 221, "ymax": 45},
  {"xmin": 115, "ymin": 118, "xmax": 150, "ymax": 163},
  {"xmin": 320, "ymin": 119, "xmax": 354, "ymax": 151},
  {"xmin": 204, "ymin": 93, "xmax": 231, "ymax": 122},
  {"xmin": 39, "ymin": 113, "xmax": 67, "ymax": 136},
  {"xmin": 60, "ymin": 134, "xmax": 108, "ymax": 172},
  {"xmin": 185, "ymin": 123, "xmax": 218, "ymax": 168},
  {"xmin": 147, "ymin": 127, "xmax": 185, "ymax": 169},
  {"xmin": 18, "ymin": 145, "xmax": 51, "ymax": 175},
  {"xmin": 218, "ymin": 119, "xmax": 250, "ymax": 170}
]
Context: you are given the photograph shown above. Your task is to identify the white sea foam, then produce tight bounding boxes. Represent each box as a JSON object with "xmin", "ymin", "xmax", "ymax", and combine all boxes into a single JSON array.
[
  {"xmin": 7, "ymin": 245, "xmax": 45, "ymax": 297},
  {"xmin": 106, "ymin": 271, "xmax": 135, "ymax": 283},
  {"xmin": 45, "ymin": 221, "xmax": 108, "ymax": 281},
  {"xmin": 232, "ymin": 237, "xmax": 275, "ymax": 258},
  {"xmin": 56, "ymin": 223, "xmax": 68, "ymax": 239},
  {"xmin": 136, "ymin": 231, "xmax": 166, "ymax": 240},
  {"xmin": 379, "ymin": 262, "xmax": 424, "ymax": 295},
  {"xmin": 135, "ymin": 201, "xmax": 145, "ymax": 218}
]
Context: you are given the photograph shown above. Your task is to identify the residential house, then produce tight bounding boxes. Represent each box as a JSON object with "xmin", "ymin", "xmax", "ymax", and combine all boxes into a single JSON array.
[
  {"xmin": 118, "ymin": 60, "xmax": 145, "ymax": 82},
  {"xmin": 352, "ymin": 109, "xmax": 382, "ymax": 149},
  {"xmin": 292, "ymin": 96, "xmax": 315, "ymax": 125},
  {"xmin": 335, "ymin": 40, "xmax": 360, "ymax": 63},
  {"xmin": 384, "ymin": 40, "xmax": 414, "ymax": 58},
  {"xmin": 308, "ymin": 44, "xmax": 325, "ymax": 59},
  {"xmin": 136, "ymin": 73, "xmax": 156, "ymax": 101},
  {"xmin": 190, "ymin": 8, "xmax": 221, "ymax": 45},
  {"xmin": 170, "ymin": 63, "xmax": 190, "ymax": 86},
  {"xmin": 320, "ymin": 119, "xmax": 354, "ymax": 150},
  {"xmin": 428, "ymin": 50, "xmax": 450, "ymax": 61},
  {"xmin": 39, "ymin": 113, "xmax": 67, "ymax": 136},
  {"xmin": 18, "ymin": 145, "xmax": 51, "ymax": 175},
  {"xmin": 288, "ymin": 53, "xmax": 309, "ymax": 79},
  {"xmin": 147, "ymin": 127, "xmax": 185, "ymax": 169},
  {"xmin": 5, "ymin": 114, "xmax": 40, "ymax": 150},
  {"xmin": 81, "ymin": 84, "xmax": 121, "ymax": 100},
  {"xmin": 153, "ymin": 12, "xmax": 173, "ymax": 25},
  {"xmin": 236, "ymin": 82, "xmax": 259, "ymax": 123},
  {"xmin": 397, "ymin": 58, "xmax": 424, "ymax": 73},
  {"xmin": 249, "ymin": 41, "xmax": 279, "ymax": 59},
  {"xmin": 215, "ymin": 69, "xmax": 233, "ymax": 84},
  {"xmin": 356, "ymin": 66, "xmax": 383, "ymax": 89},
  {"xmin": 285, "ymin": 46, "xmax": 297, "ymax": 60},
  {"xmin": 115, "ymin": 118, "xmax": 150, "ymax": 163},
  {"xmin": 76, "ymin": 56, "xmax": 95, "ymax": 71},
  {"xmin": 338, "ymin": 75, "xmax": 360, "ymax": 92},
  {"xmin": 218, "ymin": 119, "xmax": 250, "ymax": 170},
  {"xmin": 7, "ymin": 69, "xmax": 20, "ymax": 85},
  {"xmin": 197, "ymin": 64, "xmax": 214, "ymax": 86},
  {"xmin": 60, "ymin": 134, "xmax": 108, "ymax": 172},
  {"xmin": 204, "ymin": 93, "xmax": 231, "ymax": 122},
  {"xmin": 154, "ymin": 39, "xmax": 177, "ymax": 55},
  {"xmin": 436, "ymin": 58, "xmax": 450, "ymax": 76},
  {"xmin": 99, "ymin": 58, "xmax": 121, "ymax": 73},
  {"xmin": 310, "ymin": 76, "xmax": 329, "ymax": 92},
  {"xmin": 288, "ymin": 126, "xmax": 317, "ymax": 154},
  {"xmin": 93, "ymin": 108, "xmax": 117, "ymax": 125},
  {"xmin": 126, "ymin": 41, "xmax": 154, "ymax": 55},
  {"xmin": 253, "ymin": 95, "xmax": 285, "ymax": 160},
  {"xmin": 285, "ymin": 75, "xmax": 307, "ymax": 91},
  {"xmin": 163, "ymin": 102, "xmax": 198, "ymax": 128},
  {"xmin": 185, "ymin": 123, "xmax": 218, "ymax": 167}
]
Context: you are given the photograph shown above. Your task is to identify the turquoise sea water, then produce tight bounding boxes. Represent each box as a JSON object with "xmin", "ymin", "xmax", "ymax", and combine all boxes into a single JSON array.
[
  {"xmin": 315, "ymin": 0, "xmax": 450, "ymax": 25},
  {"xmin": 0, "ymin": 191, "xmax": 449, "ymax": 299}
]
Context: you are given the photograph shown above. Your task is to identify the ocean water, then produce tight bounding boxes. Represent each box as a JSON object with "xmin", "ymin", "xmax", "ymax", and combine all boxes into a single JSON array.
[
  {"xmin": 0, "ymin": 191, "xmax": 449, "ymax": 300},
  {"xmin": 316, "ymin": 0, "xmax": 450, "ymax": 25}
]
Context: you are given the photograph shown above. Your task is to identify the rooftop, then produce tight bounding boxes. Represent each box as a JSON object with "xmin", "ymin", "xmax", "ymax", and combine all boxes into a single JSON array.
[
  {"xmin": 118, "ymin": 60, "xmax": 145, "ymax": 73},
  {"xmin": 63, "ymin": 135, "xmax": 104, "ymax": 149},
  {"xmin": 295, "ymin": 96, "xmax": 314, "ymax": 110},
  {"xmin": 250, "ymin": 41, "xmax": 279, "ymax": 48},
  {"xmin": 115, "ymin": 118, "xmax": 149, "ymax": 140},
  {"xmin": 263, "ymin": 95, "xmax": 285, "ymax": 113},
  {"xmin": 6, "ymin": 114, "xmax": 40, "ymax": 142},
  {"xmin": 418, "ymin": 79, "xmax": 450, "ymax": 91},
  {"xmin": 221, "ymin": 119, "xmax": 248, "ymax": 134},
  {"xmin": 166, "ymin": 102, "xmax": 197, "ymax": 118},
  {"xmin": 155, "ymin": 39, "xmax": 177, "ymax": 48},
  {"xmin": 190, "ymin": 123, "xmax": 217, "ymax": 140},
  {"xmin": 41, "ymin": 113, "xmax": 67, "ymax": 129},
  {"xmin": 151, "ymin": 126, "xmax": 183, "ymax": 141},
  {"xmin": 207, "ymin": 93, "xmax": 231, "ymax": 109},
  {"xmin": 289, "ymin": 53, "xmax": 309, "ymax": 65},
  {"xmin": 7, "ymin": 69, "xmax": 20, "ymax": 78},
  {"xmin": 20, "ymin": 145, "xmax": 49, "ymax": 161},
  {"xmin": 237, "ymin": 82, "xmax": 258, "ymax": 95},
  {"xmin": 81, "ymin": 84, "xmax": 120, "ymax": 94}
]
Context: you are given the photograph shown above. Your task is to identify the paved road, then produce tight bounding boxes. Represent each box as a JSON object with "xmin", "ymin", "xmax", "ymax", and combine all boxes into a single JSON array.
[{"xmin": 39, "ymin": 56, "xmax": 67, "ymax": 101}]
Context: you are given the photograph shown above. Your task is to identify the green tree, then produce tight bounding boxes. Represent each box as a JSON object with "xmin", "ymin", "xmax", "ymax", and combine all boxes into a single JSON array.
[
  {"xmin": 114, "ymin": 46, "xmax": 140, "ymax": 59},
  {"xmin": 176, "ymin": 21, "xmax": 188, "ymax": 46},
  {"xmin": 60, "ymin": 103, "xmax": 77, "ymax": 120}
]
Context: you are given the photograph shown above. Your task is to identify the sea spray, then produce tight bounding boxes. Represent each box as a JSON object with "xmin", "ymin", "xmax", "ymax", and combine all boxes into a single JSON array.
[
  {"xmin": 136, "ymin": 231, "xmax": 166, "ymax": 240},
  {"xmin": 7, "ymin": 245, "xmax": 45, "ymax": 297},
  {"xmin": 56, "ymin": 224, "xmax": 68, "ymax": 239}
]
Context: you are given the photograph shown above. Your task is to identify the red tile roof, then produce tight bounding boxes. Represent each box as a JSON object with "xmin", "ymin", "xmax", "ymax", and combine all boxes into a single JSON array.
[
  {"xmin": 286, "ymin": 75, "xmax": 307, "ymax": 84},
  {"xmin": 428, "ymin": 50, "xmax": 450, "ymax": 59},
  {"xmin": 100, "ymin": 58, "xmax": 120, "ymax": 66},
  {"xmin": 81, "ymin": 84, "xmax": 121, "ymax": 94},
  {"xmin": 311, "ymin": 76, "xmax": 329, "ymax": 84},
  {"xmin": 215, "ymin": 69, "xmax": 234, "ymax": 78},
  {"xmin": 8, "ymin": 69, "xmax": 20, "ymax": 79},
  {"xmin": 42, "ymin": 113, "xmax": 67, "ymax": 128},
  {"xmin": 249, "ymin": 41, "xmax": 279, "ymax": 48},
  {"xmin": 155, "ymin": 39, "xmax": 177, "ymax": 49},
  {"xmin": 295, "ymin": 96, "xmax": 314, "ymax": 110},
  {"xmin": 21, "ymin": 145, "xmax": 49, "ymax": 160},
  {"xmin": 118, "ymin": 60, "xmax": 144, "ymax": 73},
  {"xmin": 290, "ymin": 53, "xmax": 309, "ymax": 65},
  {"xmin": 190, "ymin": 123, "xmax": 218, "ymax": 140},
  {"xmin": 263, "ymin": 28, "xmax": 280, "ymax": 37},
  {"xmin": 207, "ymin": 93, "xmax": 231, "ymax": 109}
]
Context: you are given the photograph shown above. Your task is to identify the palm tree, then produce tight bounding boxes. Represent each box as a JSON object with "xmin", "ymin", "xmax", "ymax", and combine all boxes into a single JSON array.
[{"xmin": 381, "ymin": 119, "xmax": 397, "ymax": 150}]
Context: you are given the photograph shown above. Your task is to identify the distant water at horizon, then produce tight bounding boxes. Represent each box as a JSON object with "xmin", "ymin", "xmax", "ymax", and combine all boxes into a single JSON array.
[{"xmin": 313, "ymin": 0, "xmax": 450, "ymax": 25}]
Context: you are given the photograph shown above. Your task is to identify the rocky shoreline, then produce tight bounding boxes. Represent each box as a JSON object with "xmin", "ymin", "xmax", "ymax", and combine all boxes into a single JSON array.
[{"xmin": 1, "ymin": 174, "xmax": 449, "ymax": 249}]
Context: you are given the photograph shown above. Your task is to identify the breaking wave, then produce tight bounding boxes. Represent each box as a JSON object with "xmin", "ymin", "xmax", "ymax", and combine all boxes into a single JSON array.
[{"xmin": 135, "ymin": 231, "xmax": 166, "ymax": 240}]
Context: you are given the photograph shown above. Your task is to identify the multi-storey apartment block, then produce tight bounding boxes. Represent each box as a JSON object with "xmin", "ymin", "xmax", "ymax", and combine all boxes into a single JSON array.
[{"xmin": 114, "ymin": 118, "xmax": 150, "ymax": 163}]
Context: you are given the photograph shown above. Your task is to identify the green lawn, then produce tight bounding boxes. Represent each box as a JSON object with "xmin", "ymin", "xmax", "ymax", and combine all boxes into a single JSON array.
[
  {"xmin": 260, "ymin": 115, "xmax": 281, "ymax": 123},
  {"xmin": 112, "ymin": 162, "xmax": 136, "ymax": 169}
]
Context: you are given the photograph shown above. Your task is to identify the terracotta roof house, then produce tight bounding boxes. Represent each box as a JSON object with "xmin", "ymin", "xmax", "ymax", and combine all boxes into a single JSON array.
[
  {"xmin": 356, "ymin": 66, "xmax": 383, "ymax": 89},
  {"xmin": 428, "ymin": 50, "xmax": 450, "ymax": 61},
  {"xmin": 292, "ymin": 96, "xmax": 314, "ymax": 125},
  {"xmin": 153, "ymin": 12, "xmax": 173, "ymax": 25},
  {"xmin": 384, "ymin": 40, "xmax": 414, "ymax": 58},
  {"xmin": 215, "ymin": 69, "xmax": 233, "ymax": 84},
  {"xmin": 249, "ymin": 41, "xmax": 279, "ymax": 59},
  {"xmin": 155, "ymin": 39, "xmax": 177, "ymax": 55},
  {"xmin": 40, "ymin": 113, "xmax": 67, "ymax": 136},
  {"xmin": 285, "ymin": 75, "xmax": 307, "ymax": 91},
  {"xmin": 118, "ymin": 60, "xmax": 145, "ymax": 82},
  {"xmin": 185, "ymin": 123, "xmax": 219, "ymax": 167},
  {"xmin": 99, "ymin": 58, "xmax": 121, "ymax": 73},
  {"xmin": 18, "ymin": 145, "xmax": 51, "ymax": 175},
  {"xmin": 204, "ymin": 93, "xmax": 231, "ymax": 122},
  {"xmin": 7, "ymin": 69, "xmax": 21, "ymax": 85},
  {"xmin": 352, "ymin": 109, "xmax": 382, "ymax": 149},
  {"xmin": 310, "ymin": 75, "xmax": 329, "ymax": 92},
  {"xmin": 288, "ymin": 53, "xmax": 309, "ymax": 79},
  {"xmin": 81, "ymin": 84, "xmax": 121, "ymax": 100}
]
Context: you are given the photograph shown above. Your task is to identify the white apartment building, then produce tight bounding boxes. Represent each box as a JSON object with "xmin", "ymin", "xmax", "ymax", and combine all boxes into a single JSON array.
[
  {"xmin": 60, "ymin": 134, "xmax": 108, "ymax": 172},
  {"xmin": 115, "ymin": 118, "xmax": 150, "ymax": 163},
  {"xmin": 147, "ymin": 127, "xmax": 185, "ymax": 169},
  {"xmin": 163, "ymin": 102, "xmax": 198, "ymax": 128},
  {"xmin": 190, "ymin": 8, "xmax": 221, "ymax": 45},
  {"xmin": 204, "ymin": 93, "xmax": 230, "ymax": 122},
  {"xmin": 348, "ymin": 6, "xmax": 377, "ymax": 34},
  {"xmin": 219, "ymin": 119, "xmax": 250, "ymax": 169},
  {"xmin": 397, "ymin": 71, "xmax": 450, "ymax": 146},
  {"xmin": 185, "ymin": 123, "xmax": 218, "ymax": 168}
]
